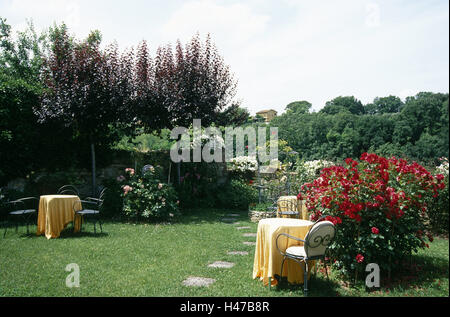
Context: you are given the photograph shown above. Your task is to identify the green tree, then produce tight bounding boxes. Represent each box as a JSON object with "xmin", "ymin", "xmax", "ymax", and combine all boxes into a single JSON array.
[
  {"xmin": 215, "ymin": 103, "xmax": 250, "ymax": 126},
  {"xmin": 365, "ymin": 95, "xmax": 403, "ymax": 115},
  {"xmin": 321, "ymin": 96, "xmax": 365, "ymax": 115},
  {"xmin": 393, "ymin": 92, "xmax": 448, "ymax": 148},
  {"xmin": 285, "ymin": 100, "xmax": 312, "ymax": 114}
]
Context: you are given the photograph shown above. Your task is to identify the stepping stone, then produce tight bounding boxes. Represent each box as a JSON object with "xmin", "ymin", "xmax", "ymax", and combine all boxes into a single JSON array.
[
  {"xmin": 243, "ymin": 241, "xmax": 256, "ymax": 246},
  {"xmin": 226, "ymin": 213, "xmax": 240, "ymax": 217},
  {"xmin": 208, "ymin": 261, "xmax": 235, "ymax": 268},
  {"xmin": 242, "ymin": 233, "xmax": 257, "ymax": 237},
  {"xmin": 236, "ymin": 226, "xmax": 251, "ymax": 230},
  {"xmin": 182, "ymin": 276, "xmax": 216, "ymax": 287},
  {"xmin": 227, "ymin": 251, "xmax": 249, "ymax": 256},
  {"xmin": 221, "ymin": 218, "xmax": 237, "ymax": 222}
]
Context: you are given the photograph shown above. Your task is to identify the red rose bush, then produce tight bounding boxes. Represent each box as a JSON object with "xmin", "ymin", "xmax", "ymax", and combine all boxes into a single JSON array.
[{"xmin": 299, "ymin": 153, "xmax": 445, "ymax": 280}]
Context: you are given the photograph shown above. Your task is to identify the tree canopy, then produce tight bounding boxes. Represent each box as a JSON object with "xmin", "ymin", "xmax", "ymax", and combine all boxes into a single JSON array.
[{"xmin": 271, "ymin": 92, "xmax": 449, "ymax": 164}]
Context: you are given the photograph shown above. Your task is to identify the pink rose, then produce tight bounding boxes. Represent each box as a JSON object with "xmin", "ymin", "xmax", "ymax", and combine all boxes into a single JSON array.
[{"xmin": 122, "ymin": 185, "xmax": 133, "ymax": 195}]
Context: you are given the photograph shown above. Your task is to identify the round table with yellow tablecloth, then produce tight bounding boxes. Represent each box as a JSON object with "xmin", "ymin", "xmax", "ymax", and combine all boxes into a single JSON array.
[
  {"xmin": 253, "ymin": 218, "xmax": 315, "ymax": 286},
  {"xmin": 37, "ymin": 195, "xmax": 83, "ymax": 239}
]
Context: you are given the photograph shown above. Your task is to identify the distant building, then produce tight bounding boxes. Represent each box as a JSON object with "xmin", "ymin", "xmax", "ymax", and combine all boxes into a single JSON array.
[{"xmin": 255, "ymin": 109, "xmax": 277, "ymax": 122}]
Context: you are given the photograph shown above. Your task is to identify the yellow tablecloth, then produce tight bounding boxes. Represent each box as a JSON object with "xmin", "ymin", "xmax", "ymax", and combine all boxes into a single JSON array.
[
  {"xmin": 277, "ymin": 196, "xmax": 308, "ymax": 220},
  {"xmin": 253, "ymin": 218, "xmax": 315, "ymax": 286},
  {"xmin": 37, "ymin": 195, "xmax": 82, "ymax": 239}
]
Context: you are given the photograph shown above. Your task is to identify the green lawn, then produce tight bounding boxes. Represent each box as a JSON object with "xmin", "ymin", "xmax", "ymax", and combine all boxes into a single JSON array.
[{"xmin": 0, "ymin": 209, "xmax": 448, "ymax": 297}]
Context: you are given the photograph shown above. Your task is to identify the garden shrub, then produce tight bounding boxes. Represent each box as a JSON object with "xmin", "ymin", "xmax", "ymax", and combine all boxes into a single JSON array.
[
  {"xmin": 120, "ymin": 166, "xmax": 180, "ymax": 221},
  {"xmin": 217, "ymin": 179, "xmax": 258, "ymax": 210},
  {"xmin": 100, "ymin": 177, "xmax": 125, "ymax": 219},
  {"xmin": 227, "ymin": 155, "xmax": 257, "ymax": 182},
  {"xmin": 428, "ymin": 157, "xmax": 449, "ymax": 234},
  {"xmin": 296, "ymin": 159, "xmax": 335, "ymax": 184},
  {"xmin": 26, "ymin": 169, "xmax": 86, "ymax": 196},
  {"xmin": 176, "ymin": 162, "xmax": 224, "ymax": 209},
  {"xmin": 299, "ymin": 153, "xmax": 446, "ymax": 281}
]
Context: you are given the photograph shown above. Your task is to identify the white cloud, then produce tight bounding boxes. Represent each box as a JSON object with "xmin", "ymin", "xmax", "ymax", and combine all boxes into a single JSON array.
[
  {"xmin": 365, "ymin": 2, "xmax": 381, "ymax": 28},
  {"xmin": 1, "ymin": 0, "xmax": 447, "ymax": 115},
  {"xmin": 7, "ymin": 0, "xmax": 81, "ymax": 30},
  {"xmin": 160, "ymin": 0, "xmax": 270, "ymax": 46},
  {"xmin": 398, "ymin": 89, "xmax": 419, "ymax": 101}
]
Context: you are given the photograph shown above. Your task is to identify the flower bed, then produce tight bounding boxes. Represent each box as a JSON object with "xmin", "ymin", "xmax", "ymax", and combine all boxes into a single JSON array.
[
  {"xmin": 120, "ymin": 166, "xmax": 180, "ymax": 220},
  {"xmin": 298, "ymin": 153, "xmax": 446, "ymax": 280}
]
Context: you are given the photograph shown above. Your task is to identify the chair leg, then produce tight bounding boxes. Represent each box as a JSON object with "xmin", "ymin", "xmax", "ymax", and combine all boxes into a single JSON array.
[
  {"xmin": 314, "ymin": 261, "xmax": 318, "ymax": 280},
  {"xmin": 280, "ymin": 257, "xmax": 286, "ymax": 282},
  {"xmin": 304, "ymin": 261, "xmax": 309, "ymax": 296}
]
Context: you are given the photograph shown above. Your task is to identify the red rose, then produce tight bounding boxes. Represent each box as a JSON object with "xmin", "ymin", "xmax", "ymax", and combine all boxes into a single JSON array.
[
  {"xmin": 356, "ymin": 254, "xmax": 364, "ymax": 263},
  {"xmin": 371, "ymin": 227, "xmax": 379, "ymax": 234}
]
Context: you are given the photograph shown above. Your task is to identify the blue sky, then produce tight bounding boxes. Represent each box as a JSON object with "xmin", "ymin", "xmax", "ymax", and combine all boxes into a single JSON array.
[{"xmin": 1, "ymin": 0, "xmax": 448, "ymax": 114}]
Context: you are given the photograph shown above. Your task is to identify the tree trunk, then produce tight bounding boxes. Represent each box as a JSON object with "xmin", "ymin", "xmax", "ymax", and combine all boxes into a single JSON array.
[{"xmin": 91, "ymin": 142, "xmax": 96, "ymax": 196}]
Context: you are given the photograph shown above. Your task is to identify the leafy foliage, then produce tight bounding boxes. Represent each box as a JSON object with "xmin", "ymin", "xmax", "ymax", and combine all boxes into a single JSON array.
[
  {"xmin": 217, "ymin": 179, "xmax": 258, "ymax": 210},
  {"xmin": 35, "ymin": 24, "xmax": 126, "ymax": 143},
  {"xmin": 272, "ymin": 92, "xmax": 449, "ymax": 163}
]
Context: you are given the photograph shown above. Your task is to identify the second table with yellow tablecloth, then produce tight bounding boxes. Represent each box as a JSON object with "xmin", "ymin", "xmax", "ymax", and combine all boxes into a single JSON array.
[
  {"xmin": 253, "ymin": 218, "xmax": 315, "ymax": 286},
  {"xmin": 37, "ymin": 195, "xmax": 83, "ymax": 239}
]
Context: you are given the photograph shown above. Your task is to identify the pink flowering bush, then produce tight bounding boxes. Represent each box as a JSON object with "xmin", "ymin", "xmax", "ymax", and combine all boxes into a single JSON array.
[
  {"xmin": 298, "ymin": 153, "xmax": 445, "ymax": 280},
  {"xmin": 122, "ymin": 166, "xmax": 180, "ymax": 220}
]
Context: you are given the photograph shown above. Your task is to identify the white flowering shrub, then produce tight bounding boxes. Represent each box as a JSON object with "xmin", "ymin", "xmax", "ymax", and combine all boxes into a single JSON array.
[
  {"xmin": 227, "ymin": 155, "xmax": 257, "ymax": 182},
  {"xmin": 436, "ymin": 157, "xmax": 449, "ymax": 176},
  {"xmin": 298, "ymin": 160, "xmax": 335, "ymax": 180},
  {"xmin": 228, "ymin": 156, "xmax": 258, "ymax": 172},
  {"xmin": 429, "ymin": 157, "xmax": 449, "ymax": 234}
]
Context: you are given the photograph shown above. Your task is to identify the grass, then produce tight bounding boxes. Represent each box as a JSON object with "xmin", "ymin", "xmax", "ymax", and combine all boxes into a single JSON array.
[{"xmin": 0, "ymin": 208, "xmax": 448, "ymax": 297}]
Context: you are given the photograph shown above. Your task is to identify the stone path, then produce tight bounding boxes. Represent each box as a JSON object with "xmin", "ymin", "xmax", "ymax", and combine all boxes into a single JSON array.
[
  {"xmin": 227, "ymin": 251, "xmax": 249, "ymax": 255},
  {"xmin": 183, "ymin": 212, "xmax": 257, "ymax": 288},
  {"xmin": 221, "ymin": 218, "xmax": 237, "ymax": 223},
  {"xmin": 182, "ymin": 276, "xmax": 216, "ymax": 287},
  {"xmin": 208, "ymin": 261, "xmax": 235, "ymax": 268}
]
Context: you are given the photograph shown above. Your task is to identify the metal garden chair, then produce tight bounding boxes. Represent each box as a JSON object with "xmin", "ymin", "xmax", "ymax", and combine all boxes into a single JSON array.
[
  {"xmin": 275, "ymin": 215, "xmax": 336, "ymax": 295},
  {"xmin": 57, "ymin": 185, "xmax": 80, "ymax": 196},
  {"xmin": 276, "ymin": 198, "xmax": 300, "ymax": 218},
  {"xmin": 3, "ymin": 197, "xmax": 39, "ymax": 237},
  {"xmin": 72, "ymin": 188, "xmax": 106, "ymax": 233}
]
